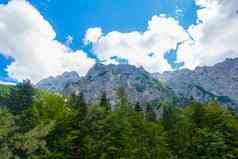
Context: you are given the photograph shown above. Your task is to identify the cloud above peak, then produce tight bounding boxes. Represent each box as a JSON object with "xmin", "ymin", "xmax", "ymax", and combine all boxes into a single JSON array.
[
  {"xmin": 85, "ymin": 15, "xmax": 189, "ymax": 73},
  {"xmin": 176, "ymin": 0, "xmax": 238, "ymax": 69},
  {"xmin": 85, "ymin": 0, "xmax": 238, "ymax": 72},
  {"xmin": 0, "ymin": 0, "xmax": 237, "ymax": 83},
  {"xmin": 0, "ymin": 0, "xmax": 95, "ymax": 83}
]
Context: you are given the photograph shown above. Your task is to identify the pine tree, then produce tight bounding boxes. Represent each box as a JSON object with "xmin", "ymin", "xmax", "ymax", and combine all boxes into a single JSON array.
[
  {"xmin": 7, "ymin": 80, "xmax": 34, "ymax": 114},
  {"xmin": 116, "ymin": 87, "xmax": 131, "ymax": 115},
  {"xmin": 134, "ymin": 102, "xmax": 142, "ymax": 112},
  {"xmin": 68, "ymin": 93, "xmax": 77, "ymax": 108},
  {"xmin": 77, "ymin": 93, "xmax": 87, "ymax": 121},
  {"xmin": 145, "ymin": 105, "xmax": 156, "ymax": 122},
  {"xmin": 191, "ymin": 100, "xmax": 204, "ymax": 128},
  {"xmin": 73, "ymin": 93, "xmax": 88, "ymax": 159},
  {"xmin": 117, "ymin": 87, "xmax": 128, "ymax": 108},
  {"xmin": 162, "ymin": 105, "xmax": 176, "ymax": 130},
  {"xmin": 100, "ymin": 92, "xmax": 110, "ymax": 111}
]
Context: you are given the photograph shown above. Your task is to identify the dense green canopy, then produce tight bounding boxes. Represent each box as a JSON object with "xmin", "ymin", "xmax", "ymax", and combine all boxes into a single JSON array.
[{"xmin": 0, "ymin": 81, "xmax": 238, "ymax": 159}]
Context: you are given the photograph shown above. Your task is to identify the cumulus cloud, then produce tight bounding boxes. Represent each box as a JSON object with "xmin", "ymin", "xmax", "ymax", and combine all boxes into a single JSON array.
[
  {"xmin": 85, "ymin": 15, "xmax": 189, "ymax": 73},
  {"xmin": 1, "ymin": 0, "xmax": 236, "ymax": 83},
  {"xmin": 84, "ymin": 27, "xmax": 102, "ymax": 44},
  {"xmin": 0, "ymin": 0, "xmax": 95, "ymax": 83},
  {"xmin": 85, "ymin": 0, "xmax": 238, "ymax": 72},
  {"xmin": 176, "ymin": 0, "xmax": 238, "ymax": 69}
]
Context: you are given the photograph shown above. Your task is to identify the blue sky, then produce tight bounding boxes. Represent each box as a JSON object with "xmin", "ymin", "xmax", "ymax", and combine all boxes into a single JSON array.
[{"xmin": 0, "ymin": 0, "xmax": 199, "ymax": 83}]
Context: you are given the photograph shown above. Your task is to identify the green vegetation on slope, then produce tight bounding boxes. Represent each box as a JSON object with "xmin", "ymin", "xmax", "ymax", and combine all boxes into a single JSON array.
[
  {"xmin": 0, "ymin": 81, "xmax": 238, "ymax": 159},
  {"xmin": 0, "ymin": 84, "xmax": 12, "ymax": 95}
]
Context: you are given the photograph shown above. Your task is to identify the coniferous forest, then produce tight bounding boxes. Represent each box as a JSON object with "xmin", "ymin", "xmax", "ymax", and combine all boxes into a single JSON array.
[{"xmin": 0, "ymin": 81, "xmax": 238, "ymax": 159}]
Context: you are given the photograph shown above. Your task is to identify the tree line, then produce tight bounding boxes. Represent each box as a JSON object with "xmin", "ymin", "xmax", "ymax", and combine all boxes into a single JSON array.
[{"xmin": 0, "ymin": 80, "xmax": 238, "ymax": 159}]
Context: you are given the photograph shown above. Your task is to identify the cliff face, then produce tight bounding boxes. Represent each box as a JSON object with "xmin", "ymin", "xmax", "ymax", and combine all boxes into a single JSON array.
[
  {"xmin": 36, "ymin": 71, "xmax": 80, "ymax": 93},
  {"xmin": 63, "ymin": 64, "xmax": 178, "ymax": 109},
  {"xmin": 153, "ymin": 58, "xmax": 238, "ymax": 109},
  {"xmin": 36, "ymin": 58, "xmax": 238, "ymax": 111}
]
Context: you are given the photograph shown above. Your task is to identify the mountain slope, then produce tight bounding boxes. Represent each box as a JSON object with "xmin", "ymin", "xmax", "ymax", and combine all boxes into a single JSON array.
[
  {"xmin": 0, "ymin": 84, "xmax": 12, "ymax": 96},
  {"xmin": 63, "ymin": 63, "xmax": 178, "ymax": 108},
  {"xmin": 36, "ymin": 71, "xmax": 80, "ymax": 93},
  {"xmin": 153, "ymin": 58, "xmax": 238, "ymax": 109}
]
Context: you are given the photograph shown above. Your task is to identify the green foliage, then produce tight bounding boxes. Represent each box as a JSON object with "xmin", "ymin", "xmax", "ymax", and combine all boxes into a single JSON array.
[
  {"xmin": 145, "ymin": 105, "xmax": 156, "ymax": 122},
  {"xmin": 134, "ymin": 102, "xmax": 143, "ymax": 112},
  {"xmin": 1, "ymin": 81, "xmax": 238, "ymax": 159},
  {"xmin": 7, "ymin": 80, "xmax": 35, "ymax": 114},
  {"xmin": 0, "ymin": 84, "xmax": 12, "ymax": 96},
  {"xmin": 0, "ymin": 107, "xmax": 54, "ymax": 159},
  {"xmin": 31, "ymin": 94, "xmax": 70, "ymax": 124},
  {"xmin": 192, "ymin": 128, "xmax": 227, "ymax": 159},
  {"xmin": 99, "ymin": 92, "xmax": 110, "ymax": 112}
]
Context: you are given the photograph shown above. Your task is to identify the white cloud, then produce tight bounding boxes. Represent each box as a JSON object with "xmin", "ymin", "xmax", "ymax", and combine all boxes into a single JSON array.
[
  {"xmin": 176, "ymin": 0, "xmax": 238, "ymax": 69},
  {"xmin": 0, "ymin": 80, "xmax": 16, "ymax": 85},
  {"xmin": 0, "ymin": 0, "xmax": 95, "ymax": 83},
  {"xmin": 1, "ymin": 0, "xmax": 236, "ymax": 84},
  {"xmin": 86, "ymin": 15, "xmax": 189, "ymax": 73},
  {"xmin": 84, "ymin": 27, "xmax": 102, "ymax": 44}
]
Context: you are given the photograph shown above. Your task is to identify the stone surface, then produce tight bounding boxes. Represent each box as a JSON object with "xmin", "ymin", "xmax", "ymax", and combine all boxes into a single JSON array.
[
  {"xmin": 63, "ymin": 63, "xmax": 178, "ymax": 109},
  {"xmin": 36, "ymin": 71, "xmax": 80, "ymax": 93},
  {"xmin": 153, "ymin": 58, "xmax": 238, "ymax": 109}
]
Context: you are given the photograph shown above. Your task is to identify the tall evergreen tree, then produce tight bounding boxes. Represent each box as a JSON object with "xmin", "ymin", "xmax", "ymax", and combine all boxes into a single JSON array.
[
  {"xmin": 116, "ymin": 87, "xmax": 131, "ymax": 115},
  {"xmin": 134, "ymin": 102, "xmax": 143, "ymax": 112},
  {"xmin": 145, "ymin": 105, "xmax": 156, "ymax": 122},
  {"xmin": 117, "ymin": 87, "xmax": 128, "ymax": 108},
  {"xmin": 162, "ymin": 105, "xmax": 176, "ymax": 130},
  {"xmin": 190, "ymin": 100, "xmax": 204, "ymax": 128},
  {"xmin": 68, "ymin": 92, "xmax": 87, "ymax": 118},
  {"xmin": 99, "ymin": 92, "xmax": 110, "ymax": 111},
  {"xmin": 7, "ymin": 80, "xmax": 34, "ymax": 114},
  {"xmin": 78, "ymin": 93, "xmax": 87, "ymax": 119},
  {"xmin": 73, "ymin": 93, "xmax": 88, "ymax": 159},
  {"xmin": 68, "ymin": 93, "xmax": 77, "ymax": 108}
]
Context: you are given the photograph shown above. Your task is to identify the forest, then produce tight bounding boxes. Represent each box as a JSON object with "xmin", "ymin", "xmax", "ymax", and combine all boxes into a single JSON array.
[{"xmin": 0, "ymin": 80, "xmax": 238, "ymax": 159}]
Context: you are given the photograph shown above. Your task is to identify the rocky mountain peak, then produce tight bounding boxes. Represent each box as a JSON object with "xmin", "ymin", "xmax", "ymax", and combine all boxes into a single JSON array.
[
  {"xmin": 62, "ymin": 63, "xmax": 178, "ymax": 109},
  {"xmin": 36, "ymin": 71, "xmax": 80, "ymax": 93},
  {"xmin": 153, "ymin": 57, "xmax": 238, "ymax": 109}
]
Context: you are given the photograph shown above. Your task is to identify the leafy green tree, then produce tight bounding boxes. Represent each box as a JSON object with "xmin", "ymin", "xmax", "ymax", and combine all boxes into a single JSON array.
[
  {"xmin": 29, "ymin": 94, "xmax": 77, "ymax": 159},
  {"xmin": 162, "ymin": 105, "xmax": 193, "ymax": 159},
  {"xmin": 192, "ymin": 128, "xmax": 227, "ymax": 159},
  {"xmin": 0, "ymin": 107, "xmax": 54, "ymax": 159},
  {"xmin": 201, "ymin": 102, "xmax": 238, "ymax": 158},
  {"xmin": 0, "ymin": 108, "xmax": 17, "ymax": 159},
  {"xmin": 190, "ymin": 100, "xmax": 205, "ymax": 128}
]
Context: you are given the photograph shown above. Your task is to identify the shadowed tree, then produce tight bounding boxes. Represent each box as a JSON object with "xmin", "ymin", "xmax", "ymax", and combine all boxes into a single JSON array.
[
  {"xmin": 135, "ymin": 102, "xmax": 143, "ymax": 112},
  {"xmin": 145, "ymin": 105, "xmax": 156, "ymax": 122},
  {"xmin": 99, "ymin": 92, "xmax": 110, "ymax": 112},
  {"xmin": 7, "ymin": 80, "xmax": 34, "ymax": 114}
]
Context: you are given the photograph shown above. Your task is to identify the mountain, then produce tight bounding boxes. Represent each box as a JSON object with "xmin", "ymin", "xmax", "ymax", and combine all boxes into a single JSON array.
[
  {"xmin": 153, "ymin": 58, "xmax": 238, "ymax": 109},
  {"xmin": 36, "ymin": 58, "xmax": 238, "ymax": 111},
  {"xmin": 62, "ymin": 63, "xmax": 178, "ymax": 109},
  {"xmin": 36, "ymin": 71, "xmax": 80, "ymax": 93}
]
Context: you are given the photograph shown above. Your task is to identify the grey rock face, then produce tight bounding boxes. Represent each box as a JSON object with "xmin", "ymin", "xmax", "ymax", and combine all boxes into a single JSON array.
[
  {"xmin": 63, "ymin": 63, "xmax": 178, "ymax": 108},
  {"xmin": 36, "ymin": 71, "xmax": 80, "ymax": 93},
  {"xmin": 153, "ymin": 58, "xmax": 238, "ymax": 109}
]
